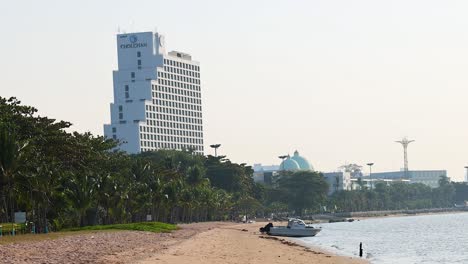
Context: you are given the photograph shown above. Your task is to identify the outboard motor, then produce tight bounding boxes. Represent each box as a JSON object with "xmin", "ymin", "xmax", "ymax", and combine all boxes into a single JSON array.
[{"xmin": 259, "ymin": 223, "xmax": 273, "ymax": 234}]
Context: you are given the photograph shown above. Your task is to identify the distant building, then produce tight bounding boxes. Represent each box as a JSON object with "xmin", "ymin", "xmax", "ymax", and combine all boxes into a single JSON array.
[
  {"xmin": 253, "ymin": 164, "xmax": 279, "ymax": 172},
  {"xmin": 350, "ymin": 178, "xmax": 410, "ymax": 190},
  {"xmin": 367, "ymin": 170, "xmax": 447, "ymax": 188},
  {"xmin": 104, "ymin": 31, "xmax": 204, "ymax": 154},
  {"xmin": 253, "ymin": 150, "xmax": 313, "ymax": 184},
  {"xmin": 253, "ymin": 164, "xmax": 279, "ymax": 184},
  {"xmin": 322, "ymin": 172, "xmax": 352, "ymax": 195},
  {"xmin": 279, "ymin": 151, "xmax": 314, "ymax": 171}
]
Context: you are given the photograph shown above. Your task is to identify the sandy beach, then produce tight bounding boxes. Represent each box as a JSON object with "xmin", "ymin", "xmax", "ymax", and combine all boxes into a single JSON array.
[
  {"xmin": 139, "ymin": 222, "xmax": 366, "ymax": 264},
  {"xmin": 0, "ymin": 222, "xmax": 366, "ymax": 264}
]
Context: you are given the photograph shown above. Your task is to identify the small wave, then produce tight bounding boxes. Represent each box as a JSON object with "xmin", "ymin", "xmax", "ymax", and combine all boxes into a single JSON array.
[{"xmin": 331, "ymin": 245, "xmax": 343, "ymax": 250}]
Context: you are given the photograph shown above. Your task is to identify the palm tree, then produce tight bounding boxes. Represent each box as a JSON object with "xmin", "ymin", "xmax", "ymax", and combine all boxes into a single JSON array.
[{"xmin": 0, "ymin": 125, "xmax": 27, "ymax": 222}]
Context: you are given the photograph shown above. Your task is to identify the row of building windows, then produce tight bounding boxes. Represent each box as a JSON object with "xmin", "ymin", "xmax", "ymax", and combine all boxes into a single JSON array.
[
  {"xmin": 154, "ymin": 92, "xmax": 201, "ymax": 105},
  {"xmin": 164, "ymin": 59, "xmax": 200, "ymax": 71},
  {"xmin": 116, "ymin": 110, "xmax": 202, "ymax": 129},
  {"xmin": 129, "ymin": 70, "xmax": 201, "ymax": 85},
  {"xmin": 142, "ymin": 117, "xmax": 202, "ymax": 131},
  {"xmin": 144, "ymin": 119, "xmax": 203, "ymax": 131},
  {"xmin": 146, "ymin": 113, "xmax": 202, "ymax": 125},
  {"xmin": 159, "ymin": 77, "xmax": 200, "ymax": 87},
  {"xmin": 140, "ymin": 144, "xmax": 204, "ymax": 154},
  {"xmin": 146, "ymin": 111, "xmax": 202, "ymax": 121},
  {"xmin": 163, "ymin": 66, "xmax": 199, "ymax": 77},
  {"xmin": 157, "ymin": 80, "xmax": 200, "ymax": 92},
  {"xmin": 145, "ymin": 104, "xmax": 202, "ymax": 117},
  {"xmin": 140, "ymin": 126, "xmax": 203, "ymax": 137},
  {"xmin": 140, "ymin": 133, "xmax": 203, "ymax": 144},
  {"xmin": 159, "ymin": 72, "xmax": 200, "ymax": 83},
  {"xmin": 152, "ymin": 84, "xmax": 201, "ymax": 96},
  {"xmin": 152, "ymin": 92, "xmax": 201, "ymax": 106},
  {"xmin": 152, "ymin": 99, "xmax": 202, "ymax": 112},
  {"xmin": 159, "ymin": 69, "xmax": 199, "ymax": 79}
]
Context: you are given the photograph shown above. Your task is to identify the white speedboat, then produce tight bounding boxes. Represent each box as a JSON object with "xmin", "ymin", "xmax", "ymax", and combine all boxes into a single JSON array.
[{"xmin": 267, "ymin": 218, "xmax": 321, "ymax": 237}]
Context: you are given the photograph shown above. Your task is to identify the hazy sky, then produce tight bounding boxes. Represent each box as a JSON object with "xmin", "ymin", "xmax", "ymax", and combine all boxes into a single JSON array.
[{"xmin": 1, "ymin": 0, "xmax": 468, "ymax": 180}]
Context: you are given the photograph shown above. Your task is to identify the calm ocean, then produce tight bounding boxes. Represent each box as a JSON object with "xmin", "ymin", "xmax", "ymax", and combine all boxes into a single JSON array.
[{"xmin": 297, "ymin": 212, "xmax": 468, "ymax": 264}]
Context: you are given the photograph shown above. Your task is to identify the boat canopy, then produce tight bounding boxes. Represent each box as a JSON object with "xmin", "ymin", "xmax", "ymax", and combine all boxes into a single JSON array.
[{"xmin": 287, "ymin": 218, "xmax": 307, "ymax": 229}]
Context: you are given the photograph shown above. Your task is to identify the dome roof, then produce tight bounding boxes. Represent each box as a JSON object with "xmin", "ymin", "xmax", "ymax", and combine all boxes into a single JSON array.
[
  {"xmin": 291, "ymin": 150, "xmax": 314, "ymax": 171},
  {"xmin": 279, "ymin": 156, "xmax": 300, "ymax": 171}
]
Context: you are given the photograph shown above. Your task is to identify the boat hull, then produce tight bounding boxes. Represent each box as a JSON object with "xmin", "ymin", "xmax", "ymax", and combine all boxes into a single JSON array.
[{"xmin": 267, "ymin": 227, "xmax": 321, "ymax": 237}]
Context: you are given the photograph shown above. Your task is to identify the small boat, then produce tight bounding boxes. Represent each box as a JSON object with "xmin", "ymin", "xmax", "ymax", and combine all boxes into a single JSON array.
[
  {"xmin": 265, "ymin": 218, "xmax": 321, "ymax": 237},
  {"xmin": 454, "ymin": 201, "xmax": 468, "ymax": 208}
]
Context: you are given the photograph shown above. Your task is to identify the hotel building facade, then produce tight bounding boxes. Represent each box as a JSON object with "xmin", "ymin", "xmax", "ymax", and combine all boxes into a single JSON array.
[{"xmin": 104, "ymin": 31, "xmax": 204, "ymax": 154}]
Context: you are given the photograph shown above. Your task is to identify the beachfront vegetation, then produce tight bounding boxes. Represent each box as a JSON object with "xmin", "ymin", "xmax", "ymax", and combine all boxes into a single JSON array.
[
  {"xmin": 326, "ymin": 176, "xmax": 457, "ymax": 212},
  {"xmin": 0, "ymin": 97, "xmax": 259, "ymax": 232},
  {"xmin": 0, "ymin": 96, "xmax": 467, "ymax": 233},
  {"xmin": 266, "ymin": 171, "xmax": 329, "ymax": 216}
]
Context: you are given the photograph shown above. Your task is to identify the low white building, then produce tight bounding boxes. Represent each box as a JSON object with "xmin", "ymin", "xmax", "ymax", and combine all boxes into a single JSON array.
[
  {"xmin": 368, "ymin": 170, "xmax": 448, "ymax": 188},
  {"xmin": 350, "ymin": 178, "xmax": 410, "ymax": 190},
  {"xmin": 322, "ymin": 172, "xmax": 353, "ymax": 195}
]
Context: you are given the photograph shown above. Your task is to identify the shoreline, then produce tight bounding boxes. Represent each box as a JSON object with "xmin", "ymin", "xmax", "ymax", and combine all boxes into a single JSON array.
[
  {"xmin": 1, "ymin": 211, "xmax": 466, "ymax": 263},
  {"xmin": 354, "ymin": 208, "xmax": 468, "ymax": 220},
  {"xmin": 334, "ymin": 207, "xmax": 467, "ymax": 218},
  {"xmin": 0, "ymin": 221, "xmax": 366, "ymax": 263},
  {"xmin": 310, "ymin": 207, "xmax": 468, "ymax": 223},
  {"xmin": 138, "ymin": 222, "xmax": 367, "ymax": 264},
  {"xmin": 298, "ymin": 210, "xmax": 468, "ymax": 262}
]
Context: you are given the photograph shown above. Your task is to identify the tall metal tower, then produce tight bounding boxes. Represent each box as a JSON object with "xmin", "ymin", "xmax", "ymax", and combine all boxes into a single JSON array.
[{"xmin": 395, "ymin": 137, "xmax": 415, "ymax": 178}]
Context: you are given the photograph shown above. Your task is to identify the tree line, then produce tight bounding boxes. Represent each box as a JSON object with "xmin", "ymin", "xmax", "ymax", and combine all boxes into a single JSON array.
[
  {"xmin": 1, "ymin": 96, "xmax": 467, "ymax": 232},
  {"xmin": 262, "ymin": 172, "xmax": 467, "ymax": 216},
  {"xmin": 0, "ymin": 97, "xmax": 262, "ymax": 231},
  {"xmin": 326, "ymin": 176, "xmax": 460, "ymax": 213}
]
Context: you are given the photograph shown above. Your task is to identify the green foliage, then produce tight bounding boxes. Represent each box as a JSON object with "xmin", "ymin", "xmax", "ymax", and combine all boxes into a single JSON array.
[
  {"xmin": 328, "ymin": 177, "xmax": 456, "ymax": 212},
  {"xmin": 266, "ymin": 171, "xmax": 329, "ymax": 216},
  {"xmin": 0, "ymin": 96, "xmax": 261, "ymax": 230},
  {"xmin": 453, "ymin": 182, "xmax": 468, "ymax": 203},
  {"xmin": 0, "ymin": 96, "xmax": 464, "ymax": 233},
  {"xmin": 0, "ymin": 222, "xmax": 26, "ymax": 233},
  {"xmin": 0, "ymin": 124, "xmax": 24, "ymax": 222},
  {"xmin": 234, "ymin": 196, "xmax": 263, "ymax": 215}
]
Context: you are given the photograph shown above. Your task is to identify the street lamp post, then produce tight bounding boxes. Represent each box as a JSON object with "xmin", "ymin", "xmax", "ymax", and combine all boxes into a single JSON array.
[
  {"xmin": 210, "ymin": 144, "xmax": 221, "ymax": 157},
  {"xmin": 278, "ymin": 155, "xmax": 288, "ymax": 170},
  {"xmin": 367, "ymin": 163, "xmax": 374, "ymax": 189}
]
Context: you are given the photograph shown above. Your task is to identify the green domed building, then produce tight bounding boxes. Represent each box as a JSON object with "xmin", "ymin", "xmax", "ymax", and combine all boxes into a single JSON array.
[
  {"xmin": 279, "ymin": 156, "xmax": 300, "ymax": 171},
  {"xmin": 279, "ymin": 150, "xmax": 314, "ymax": 171},
  {"xmin": 291, "ymin": 150, "xmax": 313, "ymax": 171}
]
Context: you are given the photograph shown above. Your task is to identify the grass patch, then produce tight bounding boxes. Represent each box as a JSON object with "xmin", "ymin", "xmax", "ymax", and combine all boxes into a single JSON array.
[
  {"xmin": 0, "ymin": 223, "xmax": 26, "ymax": 233},
  {"xmin": 0, "ymin": 230, "xmax": 96, "ymax": 245},
  {"xmin": 0, "ymin": 222, "xmax": 178, "ymax": 245},
  {"xmin": 64, "ymin": 222, "xmax": 178, "ymax": 233}
]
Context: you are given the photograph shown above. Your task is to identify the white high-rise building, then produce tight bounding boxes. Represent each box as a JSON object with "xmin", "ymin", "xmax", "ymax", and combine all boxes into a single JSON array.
[{"xmin": 104, "ymin": 31, "xmax": 204, "ymax": 154}]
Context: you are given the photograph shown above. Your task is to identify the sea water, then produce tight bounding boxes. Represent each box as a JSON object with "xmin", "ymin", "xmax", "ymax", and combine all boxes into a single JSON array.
[{"xmin": 296, "ymin": 212, "xmax": 468, "ymax": 264}]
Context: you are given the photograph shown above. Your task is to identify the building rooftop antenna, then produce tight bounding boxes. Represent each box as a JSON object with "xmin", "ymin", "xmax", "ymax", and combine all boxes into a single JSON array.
[
  {"xmin": 395, "ymin": 137, "xmax": 415, "ymax": 178},
  {"xmin": 129, "ymin": 20, "xmax": 135, "ymax": 32}
]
